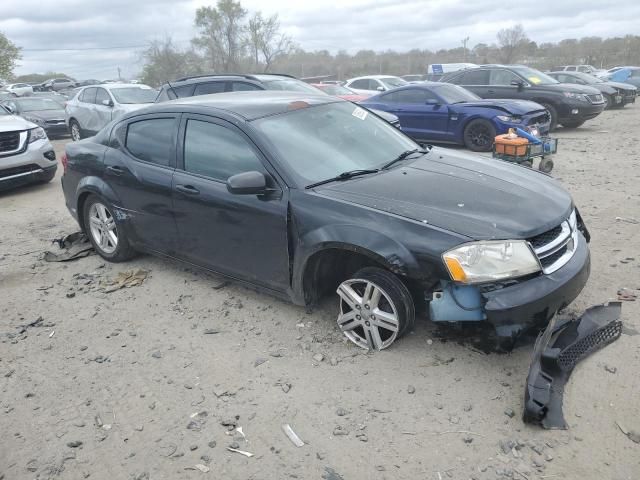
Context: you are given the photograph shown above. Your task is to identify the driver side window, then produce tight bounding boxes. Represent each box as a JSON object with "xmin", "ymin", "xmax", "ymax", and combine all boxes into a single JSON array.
[
  {"xmin": 489, "ymin": 69, "xmax": 521, "ymax": 86},
  {"xmin": 183, "ymin": 120, "xmax": 265, "ymax": 182}
]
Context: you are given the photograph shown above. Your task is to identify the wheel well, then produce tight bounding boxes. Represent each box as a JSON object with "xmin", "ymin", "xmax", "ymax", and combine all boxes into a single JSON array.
[{"xmin": 302, "ymin": 248, "xmax": 425, "ymax": 310}]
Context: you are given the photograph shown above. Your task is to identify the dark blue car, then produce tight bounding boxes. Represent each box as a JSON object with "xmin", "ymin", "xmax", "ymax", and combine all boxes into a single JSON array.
[{"xmin": 360, "ymin": 83, "xmax": 551, "ymax": 152}]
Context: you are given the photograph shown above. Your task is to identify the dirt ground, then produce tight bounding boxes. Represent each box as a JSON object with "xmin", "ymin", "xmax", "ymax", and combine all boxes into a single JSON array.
[{"xmin": 1, "ymin": 105, "xmax": 639, "ymax": 480}]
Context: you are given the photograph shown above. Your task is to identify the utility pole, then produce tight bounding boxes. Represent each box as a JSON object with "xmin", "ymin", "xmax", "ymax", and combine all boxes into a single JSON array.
[
  {"xmin": 117, "ymin": 67, "xmax": 122, "ymax": 81},
  {"xmin": 462, "ymin": 37, "xmax": 469, "ymax": 62}
]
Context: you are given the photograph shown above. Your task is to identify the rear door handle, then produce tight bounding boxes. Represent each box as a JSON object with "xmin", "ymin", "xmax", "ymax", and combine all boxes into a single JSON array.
[
  {"xmin": 175, "ymin": 184, "xmax": 200, "ymax": 195},
  {"xmin": 106, "ymin": 165, "xmax": 124, "ymax": 176}
]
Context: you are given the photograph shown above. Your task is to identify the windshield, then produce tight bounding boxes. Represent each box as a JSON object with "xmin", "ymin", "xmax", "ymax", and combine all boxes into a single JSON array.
[
  {"xmin": 263, "ymin": 79, "xmax": 323, "ymax": 94},
  {"xmin": 110, "ymin": 87, "xmax": 157, "ymax": 104},
  {"xmin": 317, "ymin": 84, "xmax": 354, "ymax": 96},
  {"xmin": 433, "ymin": 84, "xmax": 480, "ymax": 103},
  {"xmin": 380, "ymin": 77, "xmax": 408, "ymax": 89},
  {"xmin": 572, "ymin": 72, "xmax": 602, "ymax": 84},
  {"xmin": 511, "ymin": 67, "xmax": 559, "ymax": 85},
  {"xmin": 254, "ymin": 102, "xmax": 419, "ymax": 186},
  {"xmin": 15, "ymin": 98, "xmax": 61, "ymax": 112}
]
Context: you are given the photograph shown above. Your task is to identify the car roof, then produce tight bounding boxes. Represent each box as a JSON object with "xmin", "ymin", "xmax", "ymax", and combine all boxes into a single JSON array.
[
  {"xmin": 82, "ymin": 83, "xmax": 152, "ymax": 90},
  {"xmin": 348, "ymin": 75, "xmax": 402, "ymax": 81},
  {"xmin": 168, "ymin": 73, "xmax": 295, "ymax": 86},
  {"xmin": 156, "ymin": 91, "xmax": 342, "ymax": 120}
]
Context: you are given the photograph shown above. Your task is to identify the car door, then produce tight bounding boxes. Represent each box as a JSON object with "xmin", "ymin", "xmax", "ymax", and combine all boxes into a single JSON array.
[
  {"xmin": 376, "ymin": 88, "xmax": 448, "ymax": 141},
  {"xmin": 77, "ymin": 87, "xmax": 97, "ymax": 132},
  {"xmin": 486, "ymin": 68, "xmax": 525, "ymax": 99},
  {"xmin": 103, "ymin": 114, "xmax": 180, "ymax": 253},
  {"xmin": 172, "ymin": 115, "xmax": 290, "ymax": 291},
  {"xmin": 93, "ymin": 88, "xmax": 114, "ymax": 132}
]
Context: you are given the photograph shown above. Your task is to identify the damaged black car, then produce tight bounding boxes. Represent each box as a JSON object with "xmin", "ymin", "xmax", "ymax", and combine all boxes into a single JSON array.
[{"xmin": 60, "ymin": 91, "xmax": 591, "ymax": 350}]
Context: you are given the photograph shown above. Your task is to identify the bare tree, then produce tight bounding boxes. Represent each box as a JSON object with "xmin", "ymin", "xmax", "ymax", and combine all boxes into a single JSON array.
[
  {"xmin": 247, "ymin": 13, "xmax": 293, "ymax": 72},
  {"xmin": 193, "ymin": 0, "xmax": 247, "ymax": 72},
  {"xmin": 140, "ymin": 37, "xmax": 203, "ymax": 87},
  {"xmin": 497, "ymin": 24, "xmax": 529, "ymax": 64}
]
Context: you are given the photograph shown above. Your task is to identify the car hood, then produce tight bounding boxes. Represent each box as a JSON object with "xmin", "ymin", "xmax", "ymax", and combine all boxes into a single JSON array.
[
  {"xmin": 21, "ymin": 109, "xmax": 66, "ymax": 121},
  {"xmin": 604, "ymin": 81, "xmax": 637, "ymax": 91},
  {"xmin": 455, "ymin": 99, "xmax": 545, "ymax": 115},
  {"xmin": 314, "ymin": 147, "xmax": 572, "ymax": 240},
  {"xmin": 339, "ymin": 94, "xmax": 370, "ymax": 102},
  {"xmin": 544, "ymin": 83, "xmax": 602, "ymax": 95},
  {"xmin": 0, "ymin": 114, "xmax": 37, "ymax": 131}
]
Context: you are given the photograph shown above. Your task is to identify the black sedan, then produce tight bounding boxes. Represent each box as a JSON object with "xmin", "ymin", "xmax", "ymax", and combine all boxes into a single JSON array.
[
  {"xmin": 61, "ymin": 92, "xmax": 591, "ymax": 350},
  {"xmin": 547, "ymin": 71, "xmax": 637, "ymax": 108},
  {"xmin": 1, "ymin": 97, "xmax": 68, "ymax": 137}
]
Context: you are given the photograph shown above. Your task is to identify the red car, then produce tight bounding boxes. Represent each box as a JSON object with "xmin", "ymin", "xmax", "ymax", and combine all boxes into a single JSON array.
[{"xmin": 312, "ymin": 83, "xmax": 369, "ymax": 101}]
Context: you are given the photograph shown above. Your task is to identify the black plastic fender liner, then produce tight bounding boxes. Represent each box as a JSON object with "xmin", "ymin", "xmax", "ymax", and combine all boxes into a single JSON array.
[{"xmin": 523, "ymin": 302, "xmax": 623, "ymax": 429}]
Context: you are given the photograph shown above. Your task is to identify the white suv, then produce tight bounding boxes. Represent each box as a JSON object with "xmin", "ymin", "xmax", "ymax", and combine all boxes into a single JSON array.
[
  {"xmin": 65, "ymin": 83, "xmax": 157, "ymax": 141},
  {"xmin": 0, "ymin": 106, "xmax": 57, "ymax": 191},
  {"xmin": 344, "ymin": 75, "xmax": 408, "ymax": 95}
]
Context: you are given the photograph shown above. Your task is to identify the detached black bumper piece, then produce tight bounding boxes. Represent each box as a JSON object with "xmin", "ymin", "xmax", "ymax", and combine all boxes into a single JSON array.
[{"xmin": 523, "ymin": 302, "xmax": 622, "ymax": 429}]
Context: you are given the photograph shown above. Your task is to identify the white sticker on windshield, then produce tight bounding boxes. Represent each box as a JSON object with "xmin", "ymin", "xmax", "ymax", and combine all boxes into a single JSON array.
[{"xmin": 352, "ymin": 107, "xmax": 368, "ymax": 120}]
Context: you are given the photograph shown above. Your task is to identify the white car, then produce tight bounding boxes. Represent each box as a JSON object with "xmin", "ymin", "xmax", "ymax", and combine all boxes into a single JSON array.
[
  {"xmin": 0, "ymin": 105, "xmax": 57, "ymax": 191},
  {"xmin": 344, "ymin": 75, "xmax": 408, "ymax": 95},
  {"xmin": 5, "ymin": 83, "xmax": 34, "ymax": 97},
  {"xmin": 65, "ymin": 83, "xmax": 157, "ymax": 141}
]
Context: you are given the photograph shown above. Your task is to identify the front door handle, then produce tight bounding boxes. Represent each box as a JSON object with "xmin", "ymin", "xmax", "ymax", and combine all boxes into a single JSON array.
[
  {"xmin": 106, "ymin": 165, "xmax": 124, "ymax": 176},
  {"xmin": 487, "ymin": 89, "xmax": 495, "ymax": 94},
  {"xmin": 175, "ymin": 184, "xmax": 200, "ymax": 196}
]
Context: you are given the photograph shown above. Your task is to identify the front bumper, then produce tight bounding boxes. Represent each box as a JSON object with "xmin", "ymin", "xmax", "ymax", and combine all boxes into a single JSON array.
[
  {"xmin": 43, "ymin": 123, "xmax": 69, "ymax": 137},
  {"xmin": 482, "ymin": 231, "xmax": 590, "ymax": 337},
  {"xmin": 557, "ymin": 101, "xmax": 605, "ymax": 123},
  {"xmin": 0, "ymin": 139, "xmax": 57, "ymax": 191}
]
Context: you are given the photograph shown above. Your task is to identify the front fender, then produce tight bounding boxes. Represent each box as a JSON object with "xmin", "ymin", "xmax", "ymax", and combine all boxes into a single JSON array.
[{"xmin": 291, "ymin": 223, "xmax": 423, "ymax": 304}]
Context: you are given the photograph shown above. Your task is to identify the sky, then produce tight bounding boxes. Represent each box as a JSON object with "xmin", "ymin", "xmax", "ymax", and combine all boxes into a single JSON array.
[{"xmin": 1, "ymin": 0, "xmax": 639, "ymax": 80}]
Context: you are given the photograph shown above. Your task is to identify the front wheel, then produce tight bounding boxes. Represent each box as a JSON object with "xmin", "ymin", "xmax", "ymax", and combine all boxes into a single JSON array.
[
  {"xmin": 69, "ymin": 120, "xmax": 82, "ymax": 141},
  {"xmin": 603, "ymin": 94, "xmax": 611, "ymax": 109},
  {"xmin": 83, "ymin": 195, "xmax": 135, "ymax": 262},
  {"xmin": 540, "ymin": 103, "xmax": 558, "ymax": 131},
  {"xmin": 336, "ymin": 267, "xmax": 415, "ymax": 351},
  {"xmin": 463, "ymin": 119, "xmax": 496, "ymax": 152}
]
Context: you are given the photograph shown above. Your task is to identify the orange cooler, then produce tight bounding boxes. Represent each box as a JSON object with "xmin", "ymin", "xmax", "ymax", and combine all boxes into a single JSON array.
[{"xmin": 494, "ymin": 134, "xmax": 529, "ymax": 156}]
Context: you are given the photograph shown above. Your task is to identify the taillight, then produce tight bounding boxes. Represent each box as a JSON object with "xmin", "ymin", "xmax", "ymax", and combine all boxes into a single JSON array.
[{"xmin": 61, "ymin": 152, "xmax": 68, "ymax": 172}]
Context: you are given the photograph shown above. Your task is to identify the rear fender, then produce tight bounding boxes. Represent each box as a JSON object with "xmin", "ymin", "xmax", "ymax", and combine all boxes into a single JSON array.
[{"xmin": 74, "ymin": 176, "xmax": 124, "ymax": 229}]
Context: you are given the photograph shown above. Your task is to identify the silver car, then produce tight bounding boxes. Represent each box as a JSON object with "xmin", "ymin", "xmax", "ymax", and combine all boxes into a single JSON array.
[
  {"xmin": 65, "ymin": 83, "xmax": 157, "ymax": 141},
  {"xmin": 0, "ymin": 105, "xmax": 57, "ymax": 191}
]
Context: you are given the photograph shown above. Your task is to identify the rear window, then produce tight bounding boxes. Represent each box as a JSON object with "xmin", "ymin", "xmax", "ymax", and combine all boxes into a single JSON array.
[{"xmin": 126, "ymin": 118, "xmax": 175, "ymax": 166}]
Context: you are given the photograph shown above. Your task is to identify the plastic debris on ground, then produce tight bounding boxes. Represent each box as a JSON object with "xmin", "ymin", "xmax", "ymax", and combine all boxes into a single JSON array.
[
  {"xmin": 102, "ymin": 269, "xmax": 149, "ymax": 293},
  {"xmin": 282, "ymin": 424, "xmax": 305, "ymax": 447},
  {"xmin": 43, "ymin": 232, "xmax": 94, "ymax": 262}
]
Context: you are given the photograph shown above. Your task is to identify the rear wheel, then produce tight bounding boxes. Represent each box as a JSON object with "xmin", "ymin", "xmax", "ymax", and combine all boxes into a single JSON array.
[
  {"xmin": 540, "ymin": 103, "xmax": 558, "ymax": 131},
  {"xmin": 463, "ymin": 119, "xmax": 496, "ymax": 152},
  {"xmin": 83, "ymin": 195, "xmax": 135, "ymax": 262},
  {"xmin": 69, "ymin": 120, "xmax": 82, "ymax": 141},
  {"xmin": 336, "ymin": 267, "xmax": 415, "ymax": 351}
]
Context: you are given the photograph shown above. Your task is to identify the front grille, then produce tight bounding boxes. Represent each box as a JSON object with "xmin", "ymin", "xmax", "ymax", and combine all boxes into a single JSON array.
[
  {"xmin": 0, "ymin": 130, "xmax": 21, "ymax": 153},
  {"xmin": 530, "ymin": 112, "xmax": 550, "ymax": 125},
  {"xmin": 0, "ymin": 163, "xmax": 40, "ymax": 180},
  {"xmin": 45, "ymin": 119, "xmax": 65, "ymax": 125},
  {"xmin": 587, "ymin": 94, "xmax": 603, "ymax": 104},
  {"xmin": 527, "ymin": 210, "xmax": 578, "ymax": 274}
]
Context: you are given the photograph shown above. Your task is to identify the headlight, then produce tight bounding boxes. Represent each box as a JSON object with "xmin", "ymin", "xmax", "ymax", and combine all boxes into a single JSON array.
[
  {"xmin": 562, "ymin": 92, "xmax": 588, "ymax": 102},
  {"xmin": 496, "ymin": 115, "xmax": 521, "ymax": 123},
  {"xmin": 28, "ymin": 127, "xmax": 48, "ymax": 143},
  {"xmin": 443, "ymin": 240, "xmax": 541, "ymax": 284}
]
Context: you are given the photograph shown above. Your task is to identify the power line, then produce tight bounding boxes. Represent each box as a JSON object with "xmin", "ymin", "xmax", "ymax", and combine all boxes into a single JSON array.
[{"xmin": 21, "ymin": 44, "xmax": 148, "ymax": 52}]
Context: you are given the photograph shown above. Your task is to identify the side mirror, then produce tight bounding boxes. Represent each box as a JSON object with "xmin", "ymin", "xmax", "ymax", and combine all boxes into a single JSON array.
[
  {"xmin": 510, "ymin": 80, "xmax": 525, "ymax": 90},
  {"xmin": 426, "ymin": 99, "xmax": 439, "ymax": 105},
  {"xmin": 4, "ymin": 104, "xmax": 15, "ymax": 114},
  {"xmin": 376, "ymin": 86, "xmax": 385, "ymax": 91},
  {"xmin": 102, "ymin": 99, "xmax": 114, "ymax": 107},
  {"xmin": 227, "ymin": 171, "xmax": 267, "ymax": 195}
]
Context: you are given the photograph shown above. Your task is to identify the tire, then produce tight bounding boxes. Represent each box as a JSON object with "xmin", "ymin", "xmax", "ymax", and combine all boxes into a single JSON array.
[
  {"xmin": 336, "ymin": 267, "xmax": 415, "ymax": 351},
  {"xmin": 69, "ymin": 120, "xmax": 82, "ymax": 142},
  {"xmin": 463, "ymin": 119, "xmax": 496, "ymax": 152},
  {"xmin": 538, "ymin": 158, "xmax": 554, "ymax": 173},
  {"xmin": 83, "ymin": 194, "xmax": 135, "ymax": 262},
  {"xmin": 560, "ymin": 120, "xmax": 585, "ymax": 129},
  {"xmin": 539, "ymin": 103, "xmax": 558, "ymax": 131},
  {"xmin": 603, "ymin": 94, "xmax": 611, "ymax": 110}
]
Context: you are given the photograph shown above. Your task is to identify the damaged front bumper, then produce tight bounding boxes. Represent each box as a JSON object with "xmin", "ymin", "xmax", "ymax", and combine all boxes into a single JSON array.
[
  {"xmin": 523, "ymin": 302, "xmax": 622, "ymax": 429},
  {"xmin": 429, "ymin": 231, "xmax": 591, "ymax": 338}
]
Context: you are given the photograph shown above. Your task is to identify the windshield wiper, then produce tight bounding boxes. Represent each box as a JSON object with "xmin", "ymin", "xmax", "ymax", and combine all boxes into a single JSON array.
[
  {"xmin": 380, "ymin": 148, "xmax": 428, "ymax": 170},
  {"xmin": 305, "ymin": 169, "xmax": 380, "ymax": 189}
]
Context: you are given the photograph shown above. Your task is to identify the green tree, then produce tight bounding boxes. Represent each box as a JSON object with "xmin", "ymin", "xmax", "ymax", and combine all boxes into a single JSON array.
[
  {"xmin": 0, "ymin": 31, "xmax": 21, "ymax": 80},
  {"xmin": 193, "ymin": 0, "xmax": 247, "ymax": 72}
]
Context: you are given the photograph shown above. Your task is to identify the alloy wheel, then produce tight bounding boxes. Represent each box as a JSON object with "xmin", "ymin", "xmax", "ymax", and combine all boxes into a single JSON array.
[
  {"xmin": 88, "ymin": 202, "xmax": 118, "ymax": 254},
  {"xmin": 336, "ymin": 279, "xmax": 400, "ymax": 350},
  {"xmin": 71, "ymin": 123, "xmax": 81, "ymax": 141},
  {"xmin": 467, "ymin": 124, "xmax": 491, "ymax": 148}
]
